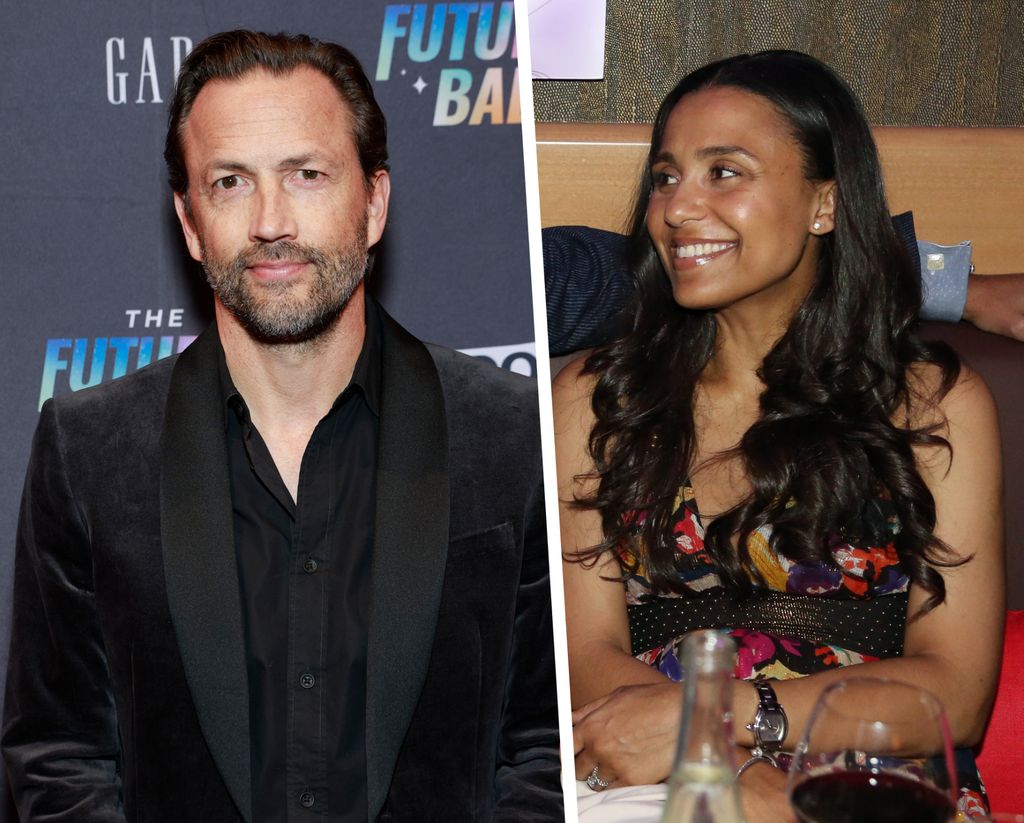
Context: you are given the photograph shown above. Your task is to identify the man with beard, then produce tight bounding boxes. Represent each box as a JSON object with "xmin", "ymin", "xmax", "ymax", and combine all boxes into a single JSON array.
[{"xmin": 3, "ymin": 30, "xmax": 561, "ymax": 823}]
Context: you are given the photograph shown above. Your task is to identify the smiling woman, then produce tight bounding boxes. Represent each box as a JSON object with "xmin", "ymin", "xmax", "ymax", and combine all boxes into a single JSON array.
[
  {"xmin": 646, "ymin": 87, "xmax": 832, "ymax": 316},
  {"xmin": 554, "ymin": 51, "xmax": 1004, "ymax": 821}
]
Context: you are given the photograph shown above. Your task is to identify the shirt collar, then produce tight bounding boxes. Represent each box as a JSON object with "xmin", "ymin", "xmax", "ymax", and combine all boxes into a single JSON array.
[{"xmin": 217, "ymin": 298, "xmax": 383, "ymax": 426}]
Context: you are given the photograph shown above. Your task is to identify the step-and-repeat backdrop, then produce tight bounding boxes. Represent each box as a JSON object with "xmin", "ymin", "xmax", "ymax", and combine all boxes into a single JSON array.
[{"xmin": 0, "ymin": 2, "xmax": 529, "ymax": 814}]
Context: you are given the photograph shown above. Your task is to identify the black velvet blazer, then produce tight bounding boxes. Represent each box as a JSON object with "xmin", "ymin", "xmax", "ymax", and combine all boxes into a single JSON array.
[{"xmin": 3, "ymin": 305, "xmax": 562, "ymax": 822}]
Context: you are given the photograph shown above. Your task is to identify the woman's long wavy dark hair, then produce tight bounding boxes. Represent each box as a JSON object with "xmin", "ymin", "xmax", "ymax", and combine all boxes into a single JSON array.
[{"xmin": 577, "ymin": 51, "xmax": 960, "ymax": 611}]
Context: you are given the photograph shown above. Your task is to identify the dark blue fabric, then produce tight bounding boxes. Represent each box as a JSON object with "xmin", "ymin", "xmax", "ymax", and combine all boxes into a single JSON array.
[{"xmin": 543, "ymin": 226, "xmax": 633, "ymax": 356}]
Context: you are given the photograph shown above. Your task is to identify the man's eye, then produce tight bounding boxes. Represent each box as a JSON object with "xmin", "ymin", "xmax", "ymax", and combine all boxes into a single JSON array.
[
  {"xmin": 297, "ymin": 169, "xmax": 322, "ymax": 181},
  {"xmin": 214, "ymin": 175, "xmax": 242, "ymax": 190}
]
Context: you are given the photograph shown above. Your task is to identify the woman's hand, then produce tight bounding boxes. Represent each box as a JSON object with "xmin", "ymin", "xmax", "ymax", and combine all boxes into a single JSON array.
[
  {"xmin": 735, "ymin": 751, "xmax": 796, "ymax": 823},
  {"xmin": 573, "ymin": 681, "xmax": 682, "ymax": 787}
]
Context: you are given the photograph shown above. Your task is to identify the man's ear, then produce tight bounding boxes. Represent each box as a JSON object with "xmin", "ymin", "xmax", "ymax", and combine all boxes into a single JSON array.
[
  {"xmin": 173, "ymin": 191, "xmax": 204, "ymax": 262},
  {"xmin": 365, "ymin": 170, "xmax": 390, "ymax": 248},
  {"xmin": 810, "ymin": 182, "xmax": 836, "ymax": 235}
]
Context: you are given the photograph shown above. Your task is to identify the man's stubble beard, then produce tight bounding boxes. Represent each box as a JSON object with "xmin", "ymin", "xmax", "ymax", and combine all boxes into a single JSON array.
[{"xmin": 201, "ymin": 219, "xmax": 369, "ymax": 346}]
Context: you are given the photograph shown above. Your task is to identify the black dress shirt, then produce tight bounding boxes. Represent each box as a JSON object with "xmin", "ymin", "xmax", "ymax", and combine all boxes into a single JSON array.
[{"xmin": 220, "ymin": 305, "xmax": 381, "ymax": 821}]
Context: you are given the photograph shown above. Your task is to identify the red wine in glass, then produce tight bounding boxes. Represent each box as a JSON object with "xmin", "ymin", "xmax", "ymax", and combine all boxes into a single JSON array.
[
  {"xmin": 787, "ymin": 678, "xmax": 958, "ymax": 823},
  {"xmin": 791, "ymin": 770, "xmax": 955, "ymax": 823}
]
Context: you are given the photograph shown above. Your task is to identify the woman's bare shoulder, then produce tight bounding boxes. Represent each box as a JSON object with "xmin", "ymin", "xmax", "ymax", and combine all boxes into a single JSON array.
[
  {"xmin": 552, "ymin": 354, "xmax": 603, "ymax": 488},
  {"xmin": 906, "ymin": 360, "xmax": 1000, "ymax": 474},
  {"xmin": 552, "ymin": 353, "xmax": 598, "ymax": 399},
  {"xmin": 906, "ymin": 360, "xmax": 996, "ymax": 423},
  {"xmin": 552, "ymin": 354, "xmax": 601, "ymax": 429}
]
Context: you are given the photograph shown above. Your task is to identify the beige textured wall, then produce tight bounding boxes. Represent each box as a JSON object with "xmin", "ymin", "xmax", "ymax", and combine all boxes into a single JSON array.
[{"xmin": 532, "ymin": 0, "xmax": 1024, "ymax": 126}]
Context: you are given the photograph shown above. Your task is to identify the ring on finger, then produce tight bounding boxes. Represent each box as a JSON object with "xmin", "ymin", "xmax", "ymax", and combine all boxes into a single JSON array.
[{"xmin": 586, "ymin": 764, "xmax": 611, "ymax": 791}]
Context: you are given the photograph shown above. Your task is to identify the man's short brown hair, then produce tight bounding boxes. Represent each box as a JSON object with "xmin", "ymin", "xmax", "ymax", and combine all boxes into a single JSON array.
[{"xmin": 164, "ymin": 30, "xmax": 388, "ymax": 195}]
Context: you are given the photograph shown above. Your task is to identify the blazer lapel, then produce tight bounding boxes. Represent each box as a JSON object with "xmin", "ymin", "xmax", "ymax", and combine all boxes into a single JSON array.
[
  {"xmin": 365, "ymin": 308, "xmax": 450, "ymax": 819},
  {"xmin": 160, "ymin": 326, "xmax": 252, "ymax": 822}
]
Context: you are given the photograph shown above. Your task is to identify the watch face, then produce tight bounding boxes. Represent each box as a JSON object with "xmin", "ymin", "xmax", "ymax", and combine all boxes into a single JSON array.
[{"xmin": 759, "ymin": 710, "xmax": 787, "ymax": 742}]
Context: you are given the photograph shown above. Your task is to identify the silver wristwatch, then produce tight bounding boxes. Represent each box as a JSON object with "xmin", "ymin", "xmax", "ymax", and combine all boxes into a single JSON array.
[{"xmin": 746, "ymin": 678, "xmax": 788, "ymax": 756}]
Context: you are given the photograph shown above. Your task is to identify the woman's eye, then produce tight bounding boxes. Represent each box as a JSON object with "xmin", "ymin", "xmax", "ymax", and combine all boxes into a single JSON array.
[
  {"xmin": 710, "ymin": 165, "xmax": 739, "ymax": 180},
  {"xmin": 652, "ymin": 170, "xmax": 678, "ymax": 189}
]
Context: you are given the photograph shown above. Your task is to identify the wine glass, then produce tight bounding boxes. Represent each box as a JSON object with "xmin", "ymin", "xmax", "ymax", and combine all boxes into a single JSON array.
[{"xmin": 787, "ymin": 677, "xmax": 957, "ymax": 823}]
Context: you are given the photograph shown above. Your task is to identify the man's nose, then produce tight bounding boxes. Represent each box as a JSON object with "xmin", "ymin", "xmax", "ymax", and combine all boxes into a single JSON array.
[{"xmin": 250, "ymin": 184, "xmax": 298, "ymax": 244}]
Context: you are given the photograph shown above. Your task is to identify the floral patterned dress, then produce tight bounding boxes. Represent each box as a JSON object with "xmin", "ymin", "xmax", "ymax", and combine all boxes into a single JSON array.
[{"xmin": 620, "ymin": 482, "xmax": 988, "ymax": 816}]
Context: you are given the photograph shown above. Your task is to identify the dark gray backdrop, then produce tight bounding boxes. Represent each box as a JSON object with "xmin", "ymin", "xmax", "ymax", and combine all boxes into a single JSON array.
[{"xmin": 0, "ymin": 2, "xmax": 529, "ymax": 816}]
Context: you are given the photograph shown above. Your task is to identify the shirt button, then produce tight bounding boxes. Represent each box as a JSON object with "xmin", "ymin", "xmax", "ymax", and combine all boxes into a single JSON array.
[
  {"xmin": 299, "ymin": 672, "xmax": 316, "ymax": 689},
  {"xmin": 303, "ymin": 556, "xmax": 318, "ymax": 573},
  {"xmin": 299, "ymin": 790, "xmax": 315, "ymax": 808}
]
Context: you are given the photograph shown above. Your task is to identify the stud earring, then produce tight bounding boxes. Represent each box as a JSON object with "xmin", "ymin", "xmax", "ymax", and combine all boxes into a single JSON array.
[{"xmin": 812, "ymin": 221, "xmax": 822, "ymax": 231}]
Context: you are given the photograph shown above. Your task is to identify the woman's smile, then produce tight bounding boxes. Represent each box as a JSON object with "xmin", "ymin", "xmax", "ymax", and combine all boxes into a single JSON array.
[{"xmin": 670, "ymin": 240, "xmax": 738, "ymax": 270}]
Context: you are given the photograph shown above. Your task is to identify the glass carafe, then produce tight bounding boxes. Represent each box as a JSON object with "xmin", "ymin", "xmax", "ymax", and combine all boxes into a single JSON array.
[{"xmin": 660, "ymin": 630, "xmax": 743, "ymax": 823}]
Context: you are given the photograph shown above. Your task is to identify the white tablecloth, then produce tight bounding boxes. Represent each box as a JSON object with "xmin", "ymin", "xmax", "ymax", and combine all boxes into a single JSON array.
[{"xmin": 576, "ymin": 780, "xmax": 667, "ymax": 823}]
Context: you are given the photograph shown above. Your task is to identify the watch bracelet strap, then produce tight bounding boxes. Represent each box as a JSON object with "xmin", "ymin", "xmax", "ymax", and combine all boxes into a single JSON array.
[
  {"xmin": 746, "ymin": 677, "xmax": 788, "ymax": 751},
  {"xmin": 752, "ymin": 678, "xmax": 781, "ymax": 710}
]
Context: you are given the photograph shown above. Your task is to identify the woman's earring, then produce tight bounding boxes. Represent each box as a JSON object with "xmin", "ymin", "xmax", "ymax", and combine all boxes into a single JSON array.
[{"xmin": 812, "ymin": 221, "xmax": 822, "ymax": 231}]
